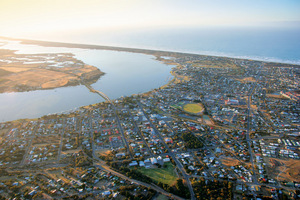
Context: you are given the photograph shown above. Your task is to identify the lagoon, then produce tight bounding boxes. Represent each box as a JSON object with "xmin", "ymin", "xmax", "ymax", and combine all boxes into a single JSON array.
[{"xmin": 0, "ymin": 41, "xmax": 174, "ymax": 122}]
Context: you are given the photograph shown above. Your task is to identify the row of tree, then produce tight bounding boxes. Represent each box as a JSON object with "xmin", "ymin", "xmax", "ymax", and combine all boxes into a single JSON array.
[
  {"xmin": 118, "ymin": 185, "xmax": 156, "ymax": 200},
  {"xmin": 160, "ymin": 179, "xmax": 190, "ymax": 199},
  {"xmin": 119, "ymin": 166, "xmax": 153, "ymax": 183},
  {"xmin": 75, "ymin": 151, "xmax": 92, "ymax": 167},
  {"xmin": 191, "ymin": 178, "xmax": 233, "ymax": 200},
  {"xmin": 181, "ymin": 132, "xmax": 203, "ymax": 149},
  {"xmin": 112, "ymin": 164, "xmax": 190, "ymax": 198}
]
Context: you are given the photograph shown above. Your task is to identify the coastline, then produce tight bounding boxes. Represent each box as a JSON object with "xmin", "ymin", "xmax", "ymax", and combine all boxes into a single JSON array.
[
  {"xmin": 1, "ymin": 36, "xmax": 299, "ymax": 67},
  {"xmin": 0, "ymin": 48, "xmax": 105, "ymax": 93},
  {"xmin": 0, "ymin": 36, "xmax": 299, "ymax": 122}
]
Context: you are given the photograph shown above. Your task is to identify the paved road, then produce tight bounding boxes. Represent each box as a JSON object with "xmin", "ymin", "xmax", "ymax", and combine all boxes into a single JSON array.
[
  {"xmin": 84, "ymin": 85, "xmax": 187, "ymax": 198},
  {"xmin": 127, "ymin": 108, "xmax": 154, "ymax": 156},
  {"xmin": 85, "ymin": 83, "xmax": 133, "ymax": 158},
  {"xmin": 93, "ymin": 158, "xmax": 184, "ymax": 200},
  {"xmin": 138, "ymin": 102, "xmax": 196, "ymax": 200},
  {"xmin": 246, "ymin": 81, "xmax": 257, "ymax": 185},
  {"xmin": 113, "ymin": 107, "xmax": 133, "ymax": 158},
  {"xmin": 57, "ymin": 118, "xmax": 66, "ymax": 162},
  {"xmin": 245, "ymin": 65, "xmax": 263, "ymax": 199},
  {"xmin": 21, "ymin": 136, "xmax": 34, "ymax": 165}
]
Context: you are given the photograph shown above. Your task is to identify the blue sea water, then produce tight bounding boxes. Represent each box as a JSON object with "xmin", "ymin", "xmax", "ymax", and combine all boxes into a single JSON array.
[{"xmin": 53, "ymin": 26, "xmax": 300, "ymax": 64}]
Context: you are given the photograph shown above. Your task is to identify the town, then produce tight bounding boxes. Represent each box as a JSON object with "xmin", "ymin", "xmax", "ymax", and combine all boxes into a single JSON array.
[{"xmin": 0, "ymin": 54, "xmax": 299, "ymax": 200}]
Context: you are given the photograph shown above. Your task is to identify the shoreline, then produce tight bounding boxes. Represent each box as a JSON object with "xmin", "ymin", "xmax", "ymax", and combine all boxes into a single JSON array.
[
  {"xmin": 1, "ymin": 36, "xmax": 299, "ymax": 67},
  {"xmin": 0, "ymin": 36, "xmax": 299, "ymax": 123},
  {"xmin": 0, "ymin": 48, "xmax": 105, "ymax": 93}
]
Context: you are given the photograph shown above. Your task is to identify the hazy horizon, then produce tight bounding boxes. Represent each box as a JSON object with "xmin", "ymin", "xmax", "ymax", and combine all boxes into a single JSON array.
[
  {"xmin": 1, "ymin": 0, "xmax": 299, "ymax": 41},
  {"xmin": 1, "ymin": 0, "xmax": 300, "ymax": 64}
]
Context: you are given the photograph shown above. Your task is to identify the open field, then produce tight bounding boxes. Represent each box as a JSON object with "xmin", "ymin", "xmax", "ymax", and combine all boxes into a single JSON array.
[
  {"xmin": 202, "ymin": 115, "xmax": 215, "ymax": 126},
  {"xmin": 154, "ymin": 194, "xmax": 170, "ymax": 200},
  {"xmin": 46, "ymin": 170, "xmax": 71, "ymax": 184},
  {"xmin": 183, "ymin": 103, "xmax": 204, "ymax": 114},
  {"xmin": 137, "ymin": 163, "xmax": 178, "ymax": 185},
  {"xmin": 220, "ymin": 156, "xmax": 241, "ymax": 167},
  {"xmin": 187, "ymin": 58, "xmax": 240, "ymax": 69},
  {"xmin": 61, "ymin": 149, "xmax": 81, "ymax": 155},
  {"xmin": 266, "ymin": 94, "xmax": 286, "ymax": 99},
  {"xmin": 96, "ymin": 148, "xmax": 112, "ymax": 157},
  {"xmin": 162, "ymin": 70, "xmax": 190, "ymax": 88},
  {"xmin": 268, "ymin": 158, "xmax": 300, "ymax": 182},
  {"xmin": 235, "ymin": 77, "xmax": 257, "ymax": 83},
  {"xmin": 0, "ymin": 128, "xmax": 9, "ymax": 137},
  {"xmin": 0, "ymin": 50, "xmax": 103, "ymax": 93}
]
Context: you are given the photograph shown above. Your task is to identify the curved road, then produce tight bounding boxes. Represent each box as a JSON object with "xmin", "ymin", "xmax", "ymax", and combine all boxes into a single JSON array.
[
  {"xmin": 85, "ymin": 83, "xmax": 185, "ymax": 199},
  {"xmin": 94, "ymin": 159, "xmax": 185, "ymax": 200},
  {"xmin": 138, "ymin": 102, "xmax": 196, "ymax": 200}
]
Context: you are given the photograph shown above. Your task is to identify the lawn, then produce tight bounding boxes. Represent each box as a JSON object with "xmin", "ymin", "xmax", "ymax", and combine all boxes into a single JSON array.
[
  {"xmin": 138, "ymin": 163, "xmax": 178, "ymax": 185},
  {"xmin": 183, "ymin": 103, "xmax": 204, "ymax": 114},
  {"xmin": 155, "ymin": 194, "xmax": 170, "ymax": 200}
]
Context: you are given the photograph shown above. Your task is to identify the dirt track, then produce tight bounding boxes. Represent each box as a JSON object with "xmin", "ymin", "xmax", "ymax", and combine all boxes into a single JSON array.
[{"xmin": 269, "ymin": 158, "xmax": 300, "ymax": 182}]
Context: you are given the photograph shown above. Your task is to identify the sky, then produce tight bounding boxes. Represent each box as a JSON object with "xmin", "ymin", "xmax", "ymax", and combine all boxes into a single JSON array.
[{"xmin": 0, "ymin": 0, "xmax": 299, "ymax": 39}]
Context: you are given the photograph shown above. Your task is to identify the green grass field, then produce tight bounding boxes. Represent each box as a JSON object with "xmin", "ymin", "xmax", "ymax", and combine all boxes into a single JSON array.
[
  {"xmin": 138, "ymin": 163, "xmax": 178, "ymax": 185},
  {"xmin": 183, "ymin": 103, "xmax": 204, "ymax": 114},
  {"xmin": 156, "ymin": 194, "xmax": 170, "ymax": 200}
]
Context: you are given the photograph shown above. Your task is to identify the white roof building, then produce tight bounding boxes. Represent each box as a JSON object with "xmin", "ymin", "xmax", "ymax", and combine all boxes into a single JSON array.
[
  {"xmin": 139, "ymin": 161, "xmax": 145, "ymax": 167},
  {"xmin": 150, "ymin": 157, "xmax": 157, "ymax": 164}
]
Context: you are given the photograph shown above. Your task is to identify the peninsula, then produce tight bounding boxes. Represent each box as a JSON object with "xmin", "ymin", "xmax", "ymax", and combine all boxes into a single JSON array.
[
  {"xmin": 1, "ymin": 36, "xmax": 298, "ymax": 94},
  {"xmin": 0, "ymin": 48, "xmax": 104, "ymax": 93},
  {"xmin": 0, "ymin": 36, "xmax": 300, "ymax": 200}
]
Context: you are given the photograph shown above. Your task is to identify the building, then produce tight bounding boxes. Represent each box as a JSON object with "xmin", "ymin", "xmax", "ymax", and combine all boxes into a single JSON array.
[{"xmin": 150, "ymin": 157, "xmax": 157, "ymax": 164}]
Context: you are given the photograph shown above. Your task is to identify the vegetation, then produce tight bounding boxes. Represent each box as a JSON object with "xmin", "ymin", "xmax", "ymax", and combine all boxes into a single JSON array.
[
  {"xmin": 74, "ymin": 151, "xmax": 92, "ymax": 167},
  {"xmin": 155, "ymin": 194, "xmax": 169, "ymax": 200},
  {"xmin": 192, "ymin": 178, "xmax": 233, "ymax": 200},
  {"xmin": 189, "ymin": 58, "xmax": 239, "ymax": 69},
  {"xmin": 119, "ymin": 166, "xmax": 153, "ymax": 184},
  {"xmin": 118, "ymin": 185, "xmax": 156, "ymax": 200},
  {"xmin": 173, "ymin": 179, "xmax": 190, "ymax": 198},
  {"xmin": 113, "ymin": 164, "xmax": 189, "ymax": 198},
  {"xmin": 0, "ymin": 68, "xmax": 12, "ymax": 77},
  {"xmin": 0, "ymin": 51, "xmax": 104, "ymax": 93},
  {"xmin": 183, "ymin": 103, "xmax": 204, "ymax": 114},
  {"xmin": 137, "ymin": 163, "xmax": 178, "ymax": 185},
  {"xmin": 181, "ymin": 132, "xmax": 203, "ymax": 149}
]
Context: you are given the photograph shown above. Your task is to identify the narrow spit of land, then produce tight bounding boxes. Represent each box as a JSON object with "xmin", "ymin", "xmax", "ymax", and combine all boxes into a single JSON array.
[
  {"xmin": 0, "ymin": 36, "xmax": 298, "ymax": 94},
  {"xmin": 2, "ymin": 36, "xmax": 298, "ymax": 67},
  {"xmin": 1, "ymin": 36, "xmax": 300, "ymax": 200}
]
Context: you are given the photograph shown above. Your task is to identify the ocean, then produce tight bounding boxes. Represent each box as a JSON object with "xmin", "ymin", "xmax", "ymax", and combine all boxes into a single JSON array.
[
  {"xmin": 0, "ymin": 25, "xmax": 299, "ymax": 121},
  {"xmin": 44, "ymin": 26, "xmax": 300, "ymax": 65}
]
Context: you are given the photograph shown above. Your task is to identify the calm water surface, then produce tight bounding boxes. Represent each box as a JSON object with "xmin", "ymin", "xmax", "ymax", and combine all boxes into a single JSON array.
[
  {"xmin": 39, "ymin": 26, "xmax": 300, "ymax": 64},
  {"xmin": 0, "ymin": 41, "xmax": 174, "ymax": 122}
]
